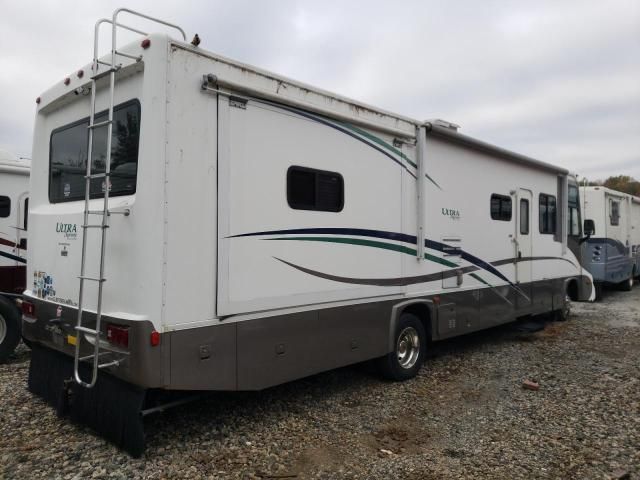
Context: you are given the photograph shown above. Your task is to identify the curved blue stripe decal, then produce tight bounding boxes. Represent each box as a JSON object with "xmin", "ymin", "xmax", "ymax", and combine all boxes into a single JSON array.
[
  {"xmin": 229, "ymin": 227, "xmax": 417, "ymax": 245},
  {"xmin": 229, "ymin": 227, "xmax": 528, "ymax": 295},
  {"xmin": 0, "ymin": 250, "xmax": 26, "ymax": 264}
]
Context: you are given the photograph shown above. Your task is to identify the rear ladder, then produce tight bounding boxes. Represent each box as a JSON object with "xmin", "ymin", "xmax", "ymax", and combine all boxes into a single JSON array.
[{"xmin": 73, "ymin": 8, "xmax": 186, "ymax": 388}]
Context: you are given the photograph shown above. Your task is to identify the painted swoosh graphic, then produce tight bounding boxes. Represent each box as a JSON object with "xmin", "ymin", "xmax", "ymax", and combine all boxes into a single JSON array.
[
  {"xmin": 248, "ymin": 96, "xmax": 442, "ymax": 188},
  {"xmin": 0, "ymin": 250, "xmax": 26, "ymax": 264}
]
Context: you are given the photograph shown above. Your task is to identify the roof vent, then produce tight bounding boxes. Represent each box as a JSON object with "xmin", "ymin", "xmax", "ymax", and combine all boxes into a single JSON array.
[{"xmin": 426, "ymin": 119, "xmax": 460, "ymax": 131}]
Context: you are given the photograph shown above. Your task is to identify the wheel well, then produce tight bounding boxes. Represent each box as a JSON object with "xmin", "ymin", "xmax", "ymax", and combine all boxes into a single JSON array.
[
  {"xmin": 401, "ymin": 303, "xmax": 432, "ymax": 342},
  {"xmin": 567, "ymin": 279, "xmax": 579, "ymax": 301}
]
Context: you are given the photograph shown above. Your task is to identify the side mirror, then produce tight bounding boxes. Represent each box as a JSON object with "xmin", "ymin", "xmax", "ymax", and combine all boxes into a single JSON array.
[{"xmin": 583, "ymin": 219, "xmax": 595, "ymax": 236}]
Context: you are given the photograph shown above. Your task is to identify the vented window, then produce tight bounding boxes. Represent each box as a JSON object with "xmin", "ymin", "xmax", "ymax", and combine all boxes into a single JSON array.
[
  {"xmin": 0, "ymin": 196, "xmax": 10, "ymax": 217},
  {"xmin": 490, "ymin": 194, "xmax": 512, "ymax": 221},
  {"xmin": 610, "ymin": 201, "xmax": 620, "ymax": 226},
  {"xmin": 520, "ymin": 199, "xmax": 529, "ymax": 234},
  {"xmin": 287, "ymin": 166, "xmax": 344, "ymax": 212},
  {"xmin": 539, "ymin": 193, "xmax": 557, "ymax": 234}
]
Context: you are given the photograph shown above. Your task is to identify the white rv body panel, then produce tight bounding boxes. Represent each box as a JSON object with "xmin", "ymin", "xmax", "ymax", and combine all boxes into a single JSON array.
[
  {"xmin": 0, "ymin": 152, "xmax": 29, "ymax": 292},
  {"xmin": 26, "ymin": 36, "xmax": 170, "ymax": 331},
  {"xmin": 24, "ymin": 32, "xmax": 594, "ymax": 402}
]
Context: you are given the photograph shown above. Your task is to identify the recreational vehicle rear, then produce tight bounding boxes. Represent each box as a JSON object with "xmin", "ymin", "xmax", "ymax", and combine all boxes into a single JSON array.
[
  {"xmin": 0, "ymin": 149, "xmax": 29, "ymax": 362},
  {"xmin": 581, "ymin": 186, "xmax": 640, "ymax": 297},
  {"xmin": 23, "ymin": 9, "xmax": 594, "ymax": 456}
]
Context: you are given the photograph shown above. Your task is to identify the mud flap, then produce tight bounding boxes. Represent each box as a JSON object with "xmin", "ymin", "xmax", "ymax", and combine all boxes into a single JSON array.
[{"xmin": 28, "ymin": 344, "xmax": 147, "ymax": 457}]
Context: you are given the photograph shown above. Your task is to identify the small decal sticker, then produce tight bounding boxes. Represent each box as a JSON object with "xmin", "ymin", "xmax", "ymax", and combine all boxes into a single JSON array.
[{"xmin": 63, "ymin": 183, "xmax": 71, "ymax": 197}]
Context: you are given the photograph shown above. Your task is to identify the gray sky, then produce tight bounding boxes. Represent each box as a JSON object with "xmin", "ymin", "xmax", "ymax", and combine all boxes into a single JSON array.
[{"xmin": 1, "ymin": 0, "xmax": 638, "ymax": 180}]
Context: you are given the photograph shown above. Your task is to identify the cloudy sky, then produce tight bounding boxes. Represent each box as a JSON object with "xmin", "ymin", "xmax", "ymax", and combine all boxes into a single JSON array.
[{"xmin": 1, "ymin": 0, "xmax": 638, "ymax": 180}]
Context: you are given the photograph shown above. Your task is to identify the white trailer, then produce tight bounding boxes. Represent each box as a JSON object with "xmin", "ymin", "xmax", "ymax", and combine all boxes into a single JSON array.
[
  {"xmin": 581, "ymin": 186, "xmax": 640, "ymax": 296},
  {"xmin": 0, "ymin": 149, "xmax": 29, "ymax": 361},
  {"xmin": 23, "ymin": 10, "xmax": 594, "ymax": 456}
]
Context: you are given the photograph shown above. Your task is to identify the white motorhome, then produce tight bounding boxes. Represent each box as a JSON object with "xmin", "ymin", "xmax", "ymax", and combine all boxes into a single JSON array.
[
  {"xmin": 0, "ymin": 149, "xmax": 29, "ymax": 362},
  {"xmin": 23, "ymin": 10, "xmax": 594, "ymax": 456},
  {"xmin": 581, "ymin": 186, "xmax": 640, "ymax": 296}
]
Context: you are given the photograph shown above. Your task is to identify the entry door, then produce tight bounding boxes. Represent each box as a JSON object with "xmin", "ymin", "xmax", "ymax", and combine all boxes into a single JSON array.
[{"xmin": 516, "ymin": 189, "xmax": 533, "ymax": 307}]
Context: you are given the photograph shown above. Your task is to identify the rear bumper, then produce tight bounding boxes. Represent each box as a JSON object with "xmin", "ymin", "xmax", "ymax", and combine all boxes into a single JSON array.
[{"xmin": 21, "ymin": 296, "xmax": 163, "ymax": 389}]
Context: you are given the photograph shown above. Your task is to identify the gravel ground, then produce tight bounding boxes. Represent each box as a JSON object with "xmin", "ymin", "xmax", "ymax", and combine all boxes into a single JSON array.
[{"xmin": 1, "ymin": 287, "xmax": 639, "ymax": 480}]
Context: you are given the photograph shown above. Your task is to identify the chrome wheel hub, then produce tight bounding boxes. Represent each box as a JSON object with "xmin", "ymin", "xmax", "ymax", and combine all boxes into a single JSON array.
[{"xmin": 397, "ymin": 326, "xmax": 420, "ymax": 369}]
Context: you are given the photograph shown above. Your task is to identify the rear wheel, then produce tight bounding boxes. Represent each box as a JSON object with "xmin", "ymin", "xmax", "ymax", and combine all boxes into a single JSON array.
[
  {"xmin": 377, "ymin": 313, "xmax": 426, "ymax": 381},
  {"xmin": 0, "ymin": 296, "xmax": 21, "ymax": 363},
  {"xmin": 619, "ymin": 276, "xmax": 634, "ymax": 292}
]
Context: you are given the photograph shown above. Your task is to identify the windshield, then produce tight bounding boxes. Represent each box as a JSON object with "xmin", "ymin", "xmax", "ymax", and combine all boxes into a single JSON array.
[{"xmin": 49, "ymin": 100, "xmax": 140, "ymax": 203}]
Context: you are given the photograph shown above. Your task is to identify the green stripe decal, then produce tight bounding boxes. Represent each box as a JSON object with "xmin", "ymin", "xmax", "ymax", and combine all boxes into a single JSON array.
[
  {"xmin": 337, "ymin": 122, "xmax": 417, "ymax": 168},
  {"xmin": 267, "ymin": 236, "xmax": 483, "ymax": 280},
  {"xmin": 470, "ymin": 273, "xmax": 491, "ymax": 287},
  {"xmin": 268, "ymin": 237, "xmax": 417, "ymax": 256},
  {"xmin": 337, "ymin": 121, "xmax": 442, "ymax": 190}
]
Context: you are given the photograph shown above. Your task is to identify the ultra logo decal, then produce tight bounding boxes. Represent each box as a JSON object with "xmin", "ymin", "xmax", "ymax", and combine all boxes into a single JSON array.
[
  {"xmin": 56, "ymin": 222, "xmax": 78, "ymax": 240},
  {"xmin": 441, "ymin": 208, "xmax": 461, "ymax": 220}
]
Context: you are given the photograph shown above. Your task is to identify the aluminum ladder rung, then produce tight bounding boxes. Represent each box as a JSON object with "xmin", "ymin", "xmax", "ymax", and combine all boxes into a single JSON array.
[
  {"xmin": 75, "ymin": 325, "xmax": 101, "ymax": 336},
  {"xmin": 98, "ymin": 360, "xmax": 121, "ymax": 369},
  {"xmin": 90, "ymin": 65, "xmax": 120, "ymax": 81},
  {"xmin": 114, "ymin": 50, "xmax": 142, "ymax": 61},
  {"xmin": 78, "ymin": 275, "xmax": 107, "ymax": 282},
  {"xmin": 79, "ymin": 351, "xmax": 112, "ymax": 362},
  {"xmin": 88, "ymin": 120, "xmax": 112, "ymax": 129},
  {"xmin": 87, "ymin": 209, "xmax": 130, "ymax": 216},
  {"xmin": 85, "ymin": 172, "xmax": 109, "ymax": 179},
  {"xmin": 81, "ymin": 224, "xmax": 108, "ymax": 229}
]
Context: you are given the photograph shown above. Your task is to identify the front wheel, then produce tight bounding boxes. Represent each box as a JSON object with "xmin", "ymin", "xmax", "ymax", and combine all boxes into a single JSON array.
[
  {"xmin": 619, "ymin": 276, "xmax": 634, "ymax": 292},
  {"xmin": 555, "ymin": 294, "xmax": 572, "ymax": 322},
  {"xmin": 0, "ymin": 296, "xmax": 21, "ymax": 363},
  {"xmin": 377, "ymin": 313, "xmax": 427, "ymax": 381}
]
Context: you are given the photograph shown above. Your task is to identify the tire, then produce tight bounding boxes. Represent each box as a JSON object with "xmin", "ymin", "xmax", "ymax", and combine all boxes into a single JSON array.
[
  {"xmin": 619, "ymin": 276, "xmax": 634, "ymax": 292},
  {"xmin": 0, "ymin": 296, "xmax": 21, "ymax": 364},
  {"xmin": 377, "ymin": 312, "xmax": 427, "ymax": 381},
  {"xmin": 594, "ymin": 283, "xmax": 603, "ymax": 301},
  {"xmin": 554, "ymin": 294, "xmax": 571, "ymax": 322}
]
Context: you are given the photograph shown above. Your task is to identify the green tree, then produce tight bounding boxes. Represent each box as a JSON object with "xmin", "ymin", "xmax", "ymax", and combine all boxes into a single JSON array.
[{"xmin": 602, "ymin": 175, "xmax": 640, "ymax": 196}]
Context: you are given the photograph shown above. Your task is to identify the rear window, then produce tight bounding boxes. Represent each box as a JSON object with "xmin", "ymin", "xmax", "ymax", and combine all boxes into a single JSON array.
[{"xmin": 49, "ymin": 100, "xmax": 140, "ymax": 203}]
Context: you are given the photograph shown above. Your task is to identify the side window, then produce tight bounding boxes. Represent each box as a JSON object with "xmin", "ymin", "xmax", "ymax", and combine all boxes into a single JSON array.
[
  {"xmin": 490, "ymin": 194, "xmax": 512, "ymax": 221},
  {"xmin": 24, "ymin": 197, "xmax": 29, "ymax": 230},
  {"xmin": 0, "ymin": 196, "xmax": 10, "ymax": 218},
  {"xmin": 568, "ymin": 185, "xmax": 581, "ymax": 237},
  {"xmin": 539, "ymin": 193, "xmax": 557, "ymax": 234},
  {"xmin": 287, "ymin": 166, "xmax": 344, "ymax": 212},
  {"xmin": 520, "ymin": 199, "xmax": 529, "ymax": 234},
  {"xmin": 610, "ymin": 201, "xmax": 620, "ymax": 226}
]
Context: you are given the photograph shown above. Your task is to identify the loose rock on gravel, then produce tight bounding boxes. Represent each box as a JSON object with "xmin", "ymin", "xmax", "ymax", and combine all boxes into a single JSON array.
[{"xmin": 1, "ymin": 287, "xmax": 639, "ymax": 479}]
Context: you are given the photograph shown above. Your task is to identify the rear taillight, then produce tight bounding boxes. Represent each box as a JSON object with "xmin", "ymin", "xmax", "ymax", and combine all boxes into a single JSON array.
[
  {"xmin": 22, "ymin": 301, "xmax": 36, "ymax": 318},
  {"xmin": 150, "ymin": 330, "xmax": 160, "ymax": 347},
  {"xmin": 106, "ymin": 324, "xmax": 129, "ymax": 348}
]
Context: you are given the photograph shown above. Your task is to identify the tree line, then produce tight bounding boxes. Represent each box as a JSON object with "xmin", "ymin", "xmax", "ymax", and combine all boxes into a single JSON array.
[{"xmin": 585, "ymin": 175, "xmax": 640, "ymax": 197}]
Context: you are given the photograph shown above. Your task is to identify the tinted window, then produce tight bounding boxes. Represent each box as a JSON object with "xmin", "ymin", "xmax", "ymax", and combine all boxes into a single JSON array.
[
  {"xmin": 568, "ymin": 185, "xmax": 580, "ymax": 236},
  {"xmin": 287, "ymin": 166, "xmax": 343, "ymax": 212},
  {"xmin": 490, "ymin": 194, "xmax": 512, "ymax": 221},
  {"xmin": 49, "ymin": 100, "xmax": 140, "ymax": 203},
  {"xmin": 539, "ymin": 193, "xmax": 557, "ymax": 234},
  {"xmin": 0, "ymin": 196, "xmax": 9, "ymax": 217},
  {"xmin": 23, "ymin": 197, "xmax": 28, "ymax": 230},
  {"xmin": 610, "ymin": 201, "xmax": 620, "ymax": 226},
  {"xmin": 520, "ymin": 199, "xmax": 529, "ymax": 234}
]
